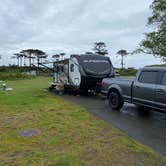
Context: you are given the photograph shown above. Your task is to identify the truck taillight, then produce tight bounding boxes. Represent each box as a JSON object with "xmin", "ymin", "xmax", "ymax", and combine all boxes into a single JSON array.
[{"xmin": 101, "ymin": 80, "xmax": 105, "ymax": 88}]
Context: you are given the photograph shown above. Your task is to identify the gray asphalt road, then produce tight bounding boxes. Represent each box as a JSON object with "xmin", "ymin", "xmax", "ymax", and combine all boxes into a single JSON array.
[{"xmin": 62, "ymin": 94, "xmax": 166, "ymax": 156}]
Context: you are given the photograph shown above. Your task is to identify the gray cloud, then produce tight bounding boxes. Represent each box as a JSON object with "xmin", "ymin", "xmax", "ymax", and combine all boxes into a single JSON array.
[{"xmin": 0, "ymin": 0, "xmax": 161, "ymax": 67}]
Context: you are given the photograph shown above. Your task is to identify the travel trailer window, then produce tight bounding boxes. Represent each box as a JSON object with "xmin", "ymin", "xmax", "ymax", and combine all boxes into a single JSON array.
[{"xmin": 70, "ymin": 64, "xmax": 74, "ymax": 72}]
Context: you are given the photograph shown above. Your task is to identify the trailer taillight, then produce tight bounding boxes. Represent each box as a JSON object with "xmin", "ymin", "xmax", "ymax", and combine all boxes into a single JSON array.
[{"xmin": 101, "ymin": 80, "xmax": 105, "ymax": 88}]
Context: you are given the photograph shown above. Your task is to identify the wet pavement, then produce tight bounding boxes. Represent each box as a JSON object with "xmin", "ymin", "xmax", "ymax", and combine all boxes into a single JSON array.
[{"xmin": 63, "ymin": 94, "xmax": 166, "ymax": 156}]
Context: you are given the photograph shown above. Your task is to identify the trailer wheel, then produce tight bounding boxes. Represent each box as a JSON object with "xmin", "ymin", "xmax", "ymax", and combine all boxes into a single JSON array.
[{"xmin": 108, "ymin": 91, "xmax": 123, "ymax": 110}]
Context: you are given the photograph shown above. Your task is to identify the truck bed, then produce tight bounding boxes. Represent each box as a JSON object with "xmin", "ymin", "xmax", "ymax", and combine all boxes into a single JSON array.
[{"xmin": 102, "ymin": 77, "xmax": 134, "ymax": 102}]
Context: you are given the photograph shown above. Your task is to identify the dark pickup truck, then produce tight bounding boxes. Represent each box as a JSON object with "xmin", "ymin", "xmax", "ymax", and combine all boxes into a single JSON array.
[{"xmin": 101, "ymin": 67, "xmax": 166, "ymax": 112}]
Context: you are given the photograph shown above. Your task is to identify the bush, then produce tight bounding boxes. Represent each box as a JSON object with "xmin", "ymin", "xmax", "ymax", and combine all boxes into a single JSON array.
[
  {"xmin": 0, "ymin": 66, "xmax": 36, "ymax": 72},
  {"xmin": 146, "ymin": 64, "xmax": 166, "ymax": 67},
  {"xmin": 0, "ymin": 66, "xmax": 52, "ymax": 76},
  {"xmin": 117, "ymin": 68, "xmax": 137, "ymax": 76},
  {"xmin": 0, "ymin": 72, "xmax": 35, "ymax": 80}
]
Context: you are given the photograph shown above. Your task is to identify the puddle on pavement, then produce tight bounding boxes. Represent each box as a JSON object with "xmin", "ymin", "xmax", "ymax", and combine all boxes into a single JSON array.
[
  {"xmin": 19, "ymin": 129, "xmax": 40, "ymax": 137},
  {"xmin": 121, "ymin": 104, "xmax": 137, "ymax": 116}
]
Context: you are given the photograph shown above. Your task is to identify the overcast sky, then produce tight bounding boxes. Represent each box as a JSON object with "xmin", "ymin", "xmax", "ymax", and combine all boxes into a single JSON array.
[{"xmin": 0, "ymin": 0, "xmax": 162, "ymax": 68}]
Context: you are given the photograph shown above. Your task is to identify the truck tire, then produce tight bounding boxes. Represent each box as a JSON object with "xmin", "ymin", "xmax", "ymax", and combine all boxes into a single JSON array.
[{"xmin": 108, "ymin": 91, "xmax": 124, "ymax": 110}]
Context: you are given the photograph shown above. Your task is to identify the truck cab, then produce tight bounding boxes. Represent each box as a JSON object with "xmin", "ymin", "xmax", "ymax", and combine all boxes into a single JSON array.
[{"xmin": 132, "ymin": 67, "xmax": 166, "ymax": 111}]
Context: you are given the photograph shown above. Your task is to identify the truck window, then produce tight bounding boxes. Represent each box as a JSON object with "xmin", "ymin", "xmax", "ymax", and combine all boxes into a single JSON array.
[
  {"xmin": 138, "ymin": 71, "xmax": 157, "ymax": 84},
  {"xmin": 70, "ymin": 64, "xmax": 74, "ymax": 72},
  {"xmin": 161, "ymin": 72, "xmax": 166, "ymax": 85}
]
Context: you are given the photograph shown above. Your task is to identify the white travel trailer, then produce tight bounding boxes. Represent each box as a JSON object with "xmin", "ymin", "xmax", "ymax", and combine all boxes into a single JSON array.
[{"xmin": 50, "ymin": 54, "xmax": 114, "ymax": 92}]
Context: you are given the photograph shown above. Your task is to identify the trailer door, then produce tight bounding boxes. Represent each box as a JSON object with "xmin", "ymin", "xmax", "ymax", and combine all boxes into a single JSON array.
[{"xmin": 69, "ymin": 59, "xmax": 81, "ymax": 87}]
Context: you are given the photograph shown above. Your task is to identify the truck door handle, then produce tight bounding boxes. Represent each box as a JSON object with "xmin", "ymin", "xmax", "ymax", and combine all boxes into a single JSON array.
[{"xmin": 135, "ymin": 85, "xmax": 140, "ymax": 88}]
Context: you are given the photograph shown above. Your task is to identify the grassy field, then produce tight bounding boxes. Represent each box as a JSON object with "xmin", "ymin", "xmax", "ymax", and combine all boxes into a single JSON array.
[
  {"xmin": 118, "ymin": 68, "xmax": 137, "ymax": 76},
  {"xmin": 0, "ymin": 72, "xmax": 35, "ymax": 80},
  {"xmin": 0, "ymin": 77, "xmax": 165, "ymax": 166}
]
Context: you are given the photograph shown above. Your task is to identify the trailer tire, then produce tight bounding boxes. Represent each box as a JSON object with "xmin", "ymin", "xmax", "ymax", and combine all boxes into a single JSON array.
[{"xmin": 108, "ymin": 91, "xmax": 123, "ymax": 110}]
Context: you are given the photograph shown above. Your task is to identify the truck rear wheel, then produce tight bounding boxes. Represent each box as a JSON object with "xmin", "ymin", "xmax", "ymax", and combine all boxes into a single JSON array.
[{"xmin": 108, "ymin": 91, "xmax": 124, "ymax": 110}]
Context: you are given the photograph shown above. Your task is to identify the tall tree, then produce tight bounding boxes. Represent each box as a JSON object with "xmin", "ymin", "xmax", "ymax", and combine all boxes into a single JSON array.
[
  {"xmin": 20, "ymin": 49, "xmax": 47, "ymax": 67},
  {"xmin": 23, "ymin": 53, "xmax": 27, "ymax": 66},
  {"xmin": 117, "ymin": 50, "xmax": 128, "ymax": 69},
  {"xmin": 52, "ymin": 54, "xmax": 60, "ymax": 61},
  {"xmin": 137, "ymin": 0, "xmax": 166, "ymax": 62},
  {"xmin": 13, "ymin": 53, "xmax": 22, "ymax": 66},
  {"xmin": 20, "ymin": 49, "xmax": 34, "ymax": 67},
  {"xmin": 40, "ymin": 54, "xmax": 48, "ymax": 63},
  {"xmin": 19, "ymin": 53, "xmax": 25, "ymax": 67},
  {"xmin": 93, "ymin": 42, "xmax": 108, "ymax": 55},
  {"xmin": 33, "ymin": 49, "xmax": 47, "ymax": 67},
  {"xmin": 60, "ymin": 53, "xmax": 66, "ymax": 60}
]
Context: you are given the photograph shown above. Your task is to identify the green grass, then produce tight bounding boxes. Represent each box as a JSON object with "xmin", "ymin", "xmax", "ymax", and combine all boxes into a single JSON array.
[
  {"xmin": 0, "ymin": 77, "xmax": 165, "ymax": 165},
  {"xmin": 117, "ymin": 68, "xmax": 137, "ymax": 76},
  {"xmin": 0, "ymin": 72, "xmax": 35, "ymax": 80},
  {"xmin": 147, "ymin": 64, "xmax": 166, "ymax": 67}
]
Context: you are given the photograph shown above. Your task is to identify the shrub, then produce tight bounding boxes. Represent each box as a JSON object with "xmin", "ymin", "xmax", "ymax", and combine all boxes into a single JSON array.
[
  {"xmin": 0, "ymin": 72, "xmax": 35, "ymax": 80},
  {"xmin": 117, "ymin": 68, "xmax": 137, "ymax": 76}
]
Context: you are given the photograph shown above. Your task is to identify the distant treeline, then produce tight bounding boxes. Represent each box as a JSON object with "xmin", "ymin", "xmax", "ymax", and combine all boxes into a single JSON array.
[
  {"xmin": 0, "ymin": 66, "xmax": 51, "ymax": 73},
  {"xmin": 0, "ymin": 66, "xmax": 52, "ymax": 80},
  {"xmin": 0, "ymin": 64, "xmax": 166, "ymax": 80},
  {"xmin": 0, "ymin": 66, "xmax": 36, "ymax": 72},
  {"xmin": 116, "ymin": 68, "xmax": 137, "ymax": 76},
  {"xmin": 0, "ymin": 72, "xmax": 35, "ymax": 81}
]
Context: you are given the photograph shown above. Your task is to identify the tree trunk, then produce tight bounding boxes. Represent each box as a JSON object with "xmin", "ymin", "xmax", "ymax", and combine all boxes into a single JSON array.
[
  {"xmin": 24, "ymin": 57, "xmax": 26, "ymax": 66},
  {"xmin": 121, "ymin": 55, "xmax": 124, "ymax": 69},
  {"xmin": 17, "ymin": 57, "xmax": 19, "ymax": 66},
  {"xmin": 37, "ymin": 57, "xmax": 39, "ymax": 68},
  {"xmin": 20, "ymin": 57, "xmax": 22, "ymax": 67},
  {"xmin": 29, "ymin": 56, "xmax": 32, "ymax": 67}
]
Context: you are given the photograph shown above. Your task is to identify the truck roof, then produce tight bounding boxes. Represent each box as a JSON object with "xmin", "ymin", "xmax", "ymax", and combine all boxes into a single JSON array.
[{"xmin": 142, "ymin": 67, "xmax": 166, "ymax": 71}]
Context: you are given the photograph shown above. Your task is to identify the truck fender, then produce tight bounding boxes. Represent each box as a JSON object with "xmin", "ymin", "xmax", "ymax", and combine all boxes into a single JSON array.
[{"xmin": 107, "ymin": 84, "xmax": 123, "ymax": 98}]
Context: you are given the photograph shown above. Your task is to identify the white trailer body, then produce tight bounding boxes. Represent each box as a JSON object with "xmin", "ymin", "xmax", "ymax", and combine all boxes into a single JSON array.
[{"xmin": 52, "ymin": 54, "xmax": 114, "ymax": 92}]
